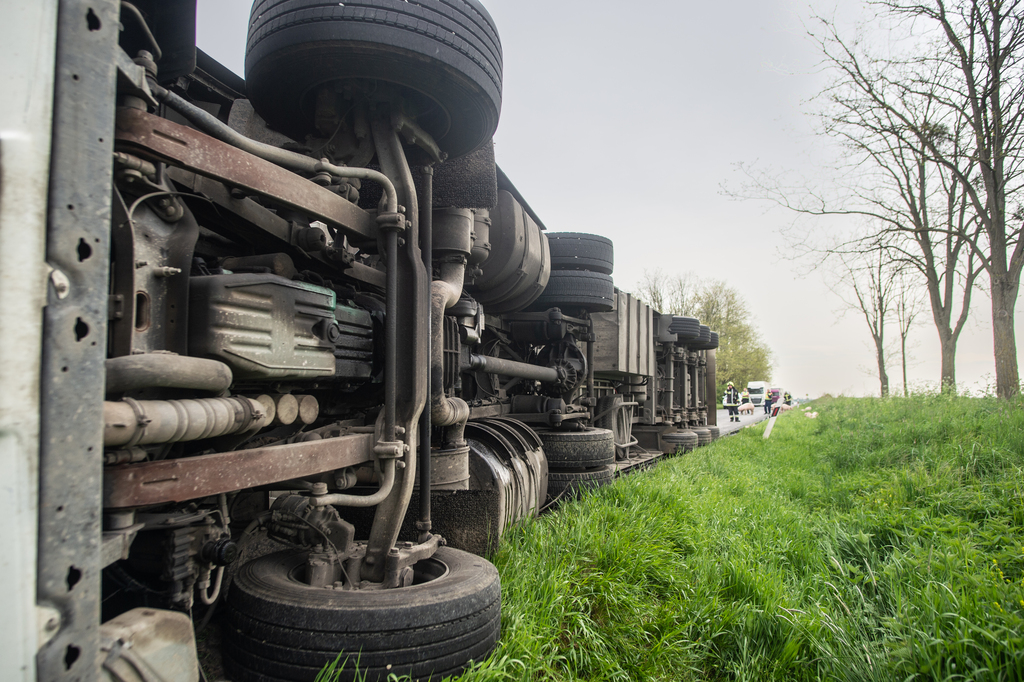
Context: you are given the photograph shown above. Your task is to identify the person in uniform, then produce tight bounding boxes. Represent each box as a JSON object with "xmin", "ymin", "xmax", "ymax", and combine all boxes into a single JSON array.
[
  {"xmin": 783, "ymin": 390, "xmax": 792, "ymax": 405},
  {"xmin": 763, "ymin": 388, "xmax": 773, "ymax": 415},
  {"xmin": 724, "ymin": 381, "xmax": 740, "ymax": 422}
]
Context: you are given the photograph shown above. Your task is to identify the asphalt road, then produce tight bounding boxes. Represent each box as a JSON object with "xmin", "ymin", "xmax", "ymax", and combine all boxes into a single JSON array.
[{"xmin": 715, "ymin": 406, "xmax": 769, "ymax": 436}]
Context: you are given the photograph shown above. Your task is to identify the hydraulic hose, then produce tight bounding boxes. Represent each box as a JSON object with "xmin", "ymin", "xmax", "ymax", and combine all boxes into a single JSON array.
[{"xmin": 198, "ymin": 566, "xmax": 224, "ymax": 606}]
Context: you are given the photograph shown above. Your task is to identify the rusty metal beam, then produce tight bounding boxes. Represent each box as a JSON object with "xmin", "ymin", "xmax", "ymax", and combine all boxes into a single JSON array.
[
  {"xmin": 103, "ymin": 433, "xmax": 375, "ymax": 508},
  {"xmin": 114, "ymin": 107, "xmax": 377, "ymax": 243},
  {"xmin": 167, "ymin": 168, "xmax": 387, "ymax": 288}
]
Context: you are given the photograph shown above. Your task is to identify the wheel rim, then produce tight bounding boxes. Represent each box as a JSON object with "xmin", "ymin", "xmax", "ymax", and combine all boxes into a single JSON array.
[{"xmin": 279, "ymin": 550, "xmax": 451, "ymax": 590}]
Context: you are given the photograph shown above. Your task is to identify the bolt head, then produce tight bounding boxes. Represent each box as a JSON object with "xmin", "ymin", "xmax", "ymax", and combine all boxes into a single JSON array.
[{"xmin": 50, "ymin": 270, "xmax": 71, "ymax": 299}]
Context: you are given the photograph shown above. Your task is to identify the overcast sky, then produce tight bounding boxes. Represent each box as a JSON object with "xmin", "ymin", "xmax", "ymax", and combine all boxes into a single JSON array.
[{"xmin": 197, "ymin": 0, "xmax": 1023, "ymax": 398}]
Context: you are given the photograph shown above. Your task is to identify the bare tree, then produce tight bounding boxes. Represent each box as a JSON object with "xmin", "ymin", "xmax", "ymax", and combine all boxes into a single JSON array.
[
  {"xmin": 735, "ymin": 0, "xmax": 1011, "ymax": 393},
  {"xmin": 738, "ymin": 58, "xmax": 981, "ymax": 389},
  {"xmin": 828, "ymin": 245, "xmax": 899, "ymax": 397},
  {"xmin": 814, "ymin": 0, "xmax": 1024, "ymax": 397},
  {"xmin": 893, "ymin": 271, "xmax": 926, "ymax": 395},
  {"xmin": 635, "ymin": 269, "xmax": 699, "ymax": 314}
]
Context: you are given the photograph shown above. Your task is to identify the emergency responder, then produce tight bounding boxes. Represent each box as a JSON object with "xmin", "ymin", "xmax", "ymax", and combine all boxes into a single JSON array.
[
  {"xmin": 741, "ymin": 388, "xmax": 751, "ymax": 404},
  {"xmin": 724, "ymin": 381, "xmax": 740, "ymax": 422},
  {"xmin": 784, "ymin": 390, "xmax": 792, "ymax": 405},
  {"xmin": 763, "ymin": 388, "xmax": 772, "ymax": 415}
]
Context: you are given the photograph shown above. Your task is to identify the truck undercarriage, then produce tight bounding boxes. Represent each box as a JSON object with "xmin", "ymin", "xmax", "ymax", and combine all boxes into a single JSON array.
[{"xmin": 1, "ymin": 2, "xmax": 721, "ymax": 680}]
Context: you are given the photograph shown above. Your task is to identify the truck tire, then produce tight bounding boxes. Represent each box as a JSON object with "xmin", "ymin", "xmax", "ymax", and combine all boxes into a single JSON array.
[
  {"xmin": 527, "ymin": 270, "xmax": 614, "ymax": 313},
  {"xmin": 688, "ymin": 329, "xmax": 719, "ymax": 351},
  {"xmin": 692, "ymin": 427, "xmax": 712, "ymax": 446},
  {"xmin": 538, "ymin": 427, "xmax": 615, "ymax": 469},
  {"xmin": 707, "ymin": 425, "xmax": 720, "ymax": 441},
  {"xmin": 697, "ymin": 325, "xmax": 711, "ymax": 346},
  {"xmin": 223, "ymin": 547, "xmax": 500, "ymax": 682},
  {"xmin": 245, "ymin": 0, "xmax": 502, "ymax": 159},
  {"xmin": 546, "ymin": 465, "xmax": 615, "ymax": 504},
  {"xmin": 662, "ymin": 430, "xmax": 697, "ymax": 453},
  {"xmin": 669, "ymin": 316, "xmax": 700, "ymax": 341},
  {"xmin": 593, "ymin": 395, "xmax": 631, "ymax": 460},
  {"xmin": 546, "ymin": 232, "xmax": 614, "ymax": 275}
]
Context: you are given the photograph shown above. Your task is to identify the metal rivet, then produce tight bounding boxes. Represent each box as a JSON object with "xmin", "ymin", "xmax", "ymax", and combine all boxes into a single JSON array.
[{"xmin": 50, "ymin": 270, "xmax": 71, "ymax": 299}]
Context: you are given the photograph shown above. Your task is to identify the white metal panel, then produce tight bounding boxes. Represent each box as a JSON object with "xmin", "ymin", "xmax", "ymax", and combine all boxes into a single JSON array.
[{"xmin": 0, "ymin": 2, "xmax": 59, "ymax": 680}]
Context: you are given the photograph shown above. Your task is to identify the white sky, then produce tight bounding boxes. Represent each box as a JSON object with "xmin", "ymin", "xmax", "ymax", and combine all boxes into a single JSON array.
[{"xmin": 197, "ymin": 0, "xmax": 1024, "ymax": 398}]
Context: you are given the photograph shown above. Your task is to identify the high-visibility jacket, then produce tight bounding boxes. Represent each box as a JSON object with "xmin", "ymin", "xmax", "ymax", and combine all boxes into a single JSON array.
[
  {"xmin": 724, "ymin": 386, "xmax": 739, "ymax": 406},
  {"xmin": 741, "ymin": 390, "xmax": 750, "ymax": 403}
]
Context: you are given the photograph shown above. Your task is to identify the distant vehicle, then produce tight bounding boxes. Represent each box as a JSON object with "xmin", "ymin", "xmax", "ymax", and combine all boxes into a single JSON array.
[
  {"xmin": 769, "ymin": 387, "xmax": 783, "ymax": 404},
  {"xmin": 747, "ymin": 381, "xmax": 769, "ymax": 406}
]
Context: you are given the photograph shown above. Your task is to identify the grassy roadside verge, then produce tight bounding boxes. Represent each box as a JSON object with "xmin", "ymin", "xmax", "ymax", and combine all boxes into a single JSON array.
[{"xmin": 455, "ymin": 394, "xmax": 1024, "ymax": 681}]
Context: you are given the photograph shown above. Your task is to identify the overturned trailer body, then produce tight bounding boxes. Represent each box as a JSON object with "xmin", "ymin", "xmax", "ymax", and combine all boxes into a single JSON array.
[{"xmin": 1, "ymin": 2, "xmax": 720, "ymax": 681}]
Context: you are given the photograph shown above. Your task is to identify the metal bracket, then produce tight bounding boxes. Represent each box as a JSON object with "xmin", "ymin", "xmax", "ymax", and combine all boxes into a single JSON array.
[
  {"xmin": 375, "ymin": 211, "xmax": 407, "ymax": 233},
  {"xmin": 114, "ymin": 48, "xmax": 158, "ymax": 108},
  {"xmin": 100, "ymin": 523, "xmax": 145, "ymax": 568},
  {"xmin": 381, "ymin": 534, "xmax": 442, "ymax": 589},
  {"xmin": 391, "ymin": 111, "xmax": 446, "ymax": 165},
  {"xmin": 373, "ymin": 439, "xmax": 407, "ymax": 459}
]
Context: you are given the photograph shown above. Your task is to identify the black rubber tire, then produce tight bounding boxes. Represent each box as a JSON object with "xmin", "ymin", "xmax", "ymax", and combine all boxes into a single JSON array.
[
  {"xmin": 689, "ymin": 329, "xmax": 719, "ymax": 351},
  {"xmin": 538, "ymin": 427, "xmax": 615, "ymax": 469},
  {"xmin": 668, "ymin": 316, "xmax": 700, "ymax": 341},
  {"xmin": 545, "ymin": 465, "xmax": 615, "ymax": 504},
  {"xmin": 527, "ymin": 270, "xmax": 615, "ymax": 313},
  {"xmin": 546, "ymin": 232, "xmax": 614, "ymax": 275},
  {"xmin": 245, "ymin": 0, "xmax": 502, "ymax": 159},
  {"xmin": 697, "ymin": 325, "xmax": 711, "ymax": 346},
  {"xmin": 692, "ymin": 427, "xmax": 712, "ymax": 446},
  {"xmin": 707, "ymin": 425, "xmax": 720, "ymax": 441},
  {"xmin": 594, "ymin": 395, "xmax": 630, "ymax": 460},
  {"xmin": 223, "ymin": 546, "xmax": 500, "ymax": 682},
  {"xmin": 662, "ymin": 430, "xmax": 697, "ymax": 454},
  {"xmin": 684, "ymin": 325, "xmax": 710, "ymax": 350}
]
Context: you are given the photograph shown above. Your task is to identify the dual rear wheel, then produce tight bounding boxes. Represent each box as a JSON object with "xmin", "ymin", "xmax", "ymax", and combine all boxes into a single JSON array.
[
  {"xmin": 528, "ymin": 232, "xmax": 615, "ymax": 314},
  {"xmin": 537, "ymin": 427, "xmax": 616, "ymax": 505}
]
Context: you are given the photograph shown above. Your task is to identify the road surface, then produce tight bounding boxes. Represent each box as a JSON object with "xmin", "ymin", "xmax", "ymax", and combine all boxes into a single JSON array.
[{"xmin": 715, "ymin": 407, "xmax": 768, "ymax": 436}]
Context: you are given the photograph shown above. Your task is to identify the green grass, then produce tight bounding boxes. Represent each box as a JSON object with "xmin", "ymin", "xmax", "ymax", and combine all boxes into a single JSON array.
[{"xmin": 451, "ymin": 394, "xmax": 1024, "ymax": 681}]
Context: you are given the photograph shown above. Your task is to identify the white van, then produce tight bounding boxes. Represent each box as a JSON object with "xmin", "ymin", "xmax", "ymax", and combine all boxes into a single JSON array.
[{"xmin": 747, "ymin": 381, "xmax": 769, "ymax": 406}]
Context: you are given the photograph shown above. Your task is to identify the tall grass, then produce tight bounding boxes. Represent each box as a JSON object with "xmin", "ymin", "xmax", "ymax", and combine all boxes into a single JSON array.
[{"xmin": 451, "ymin": 394, "xmax": 1024, "ymax": 681}]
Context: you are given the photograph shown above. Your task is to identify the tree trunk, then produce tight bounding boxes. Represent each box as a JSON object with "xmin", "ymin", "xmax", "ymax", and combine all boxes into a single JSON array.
[
  {"xmin": 990, "ymin": 272, "xmax": 1021, "ymax": 398},
  {"xmin": 937, "ymin": 328, "xmax": 957, "ymax": 393},
  {"xmin": 875, "ymin": 341, "xmax": 889, "ymax": 397},
  {"xmin": 901, "ymin": 336, "xmax": 909, "ymax": 397}
]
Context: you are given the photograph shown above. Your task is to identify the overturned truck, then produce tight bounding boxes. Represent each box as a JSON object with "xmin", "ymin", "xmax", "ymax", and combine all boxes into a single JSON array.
[{"xmin": 2, "ymin": 1, "xmax": 720, "ymax": 681}]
